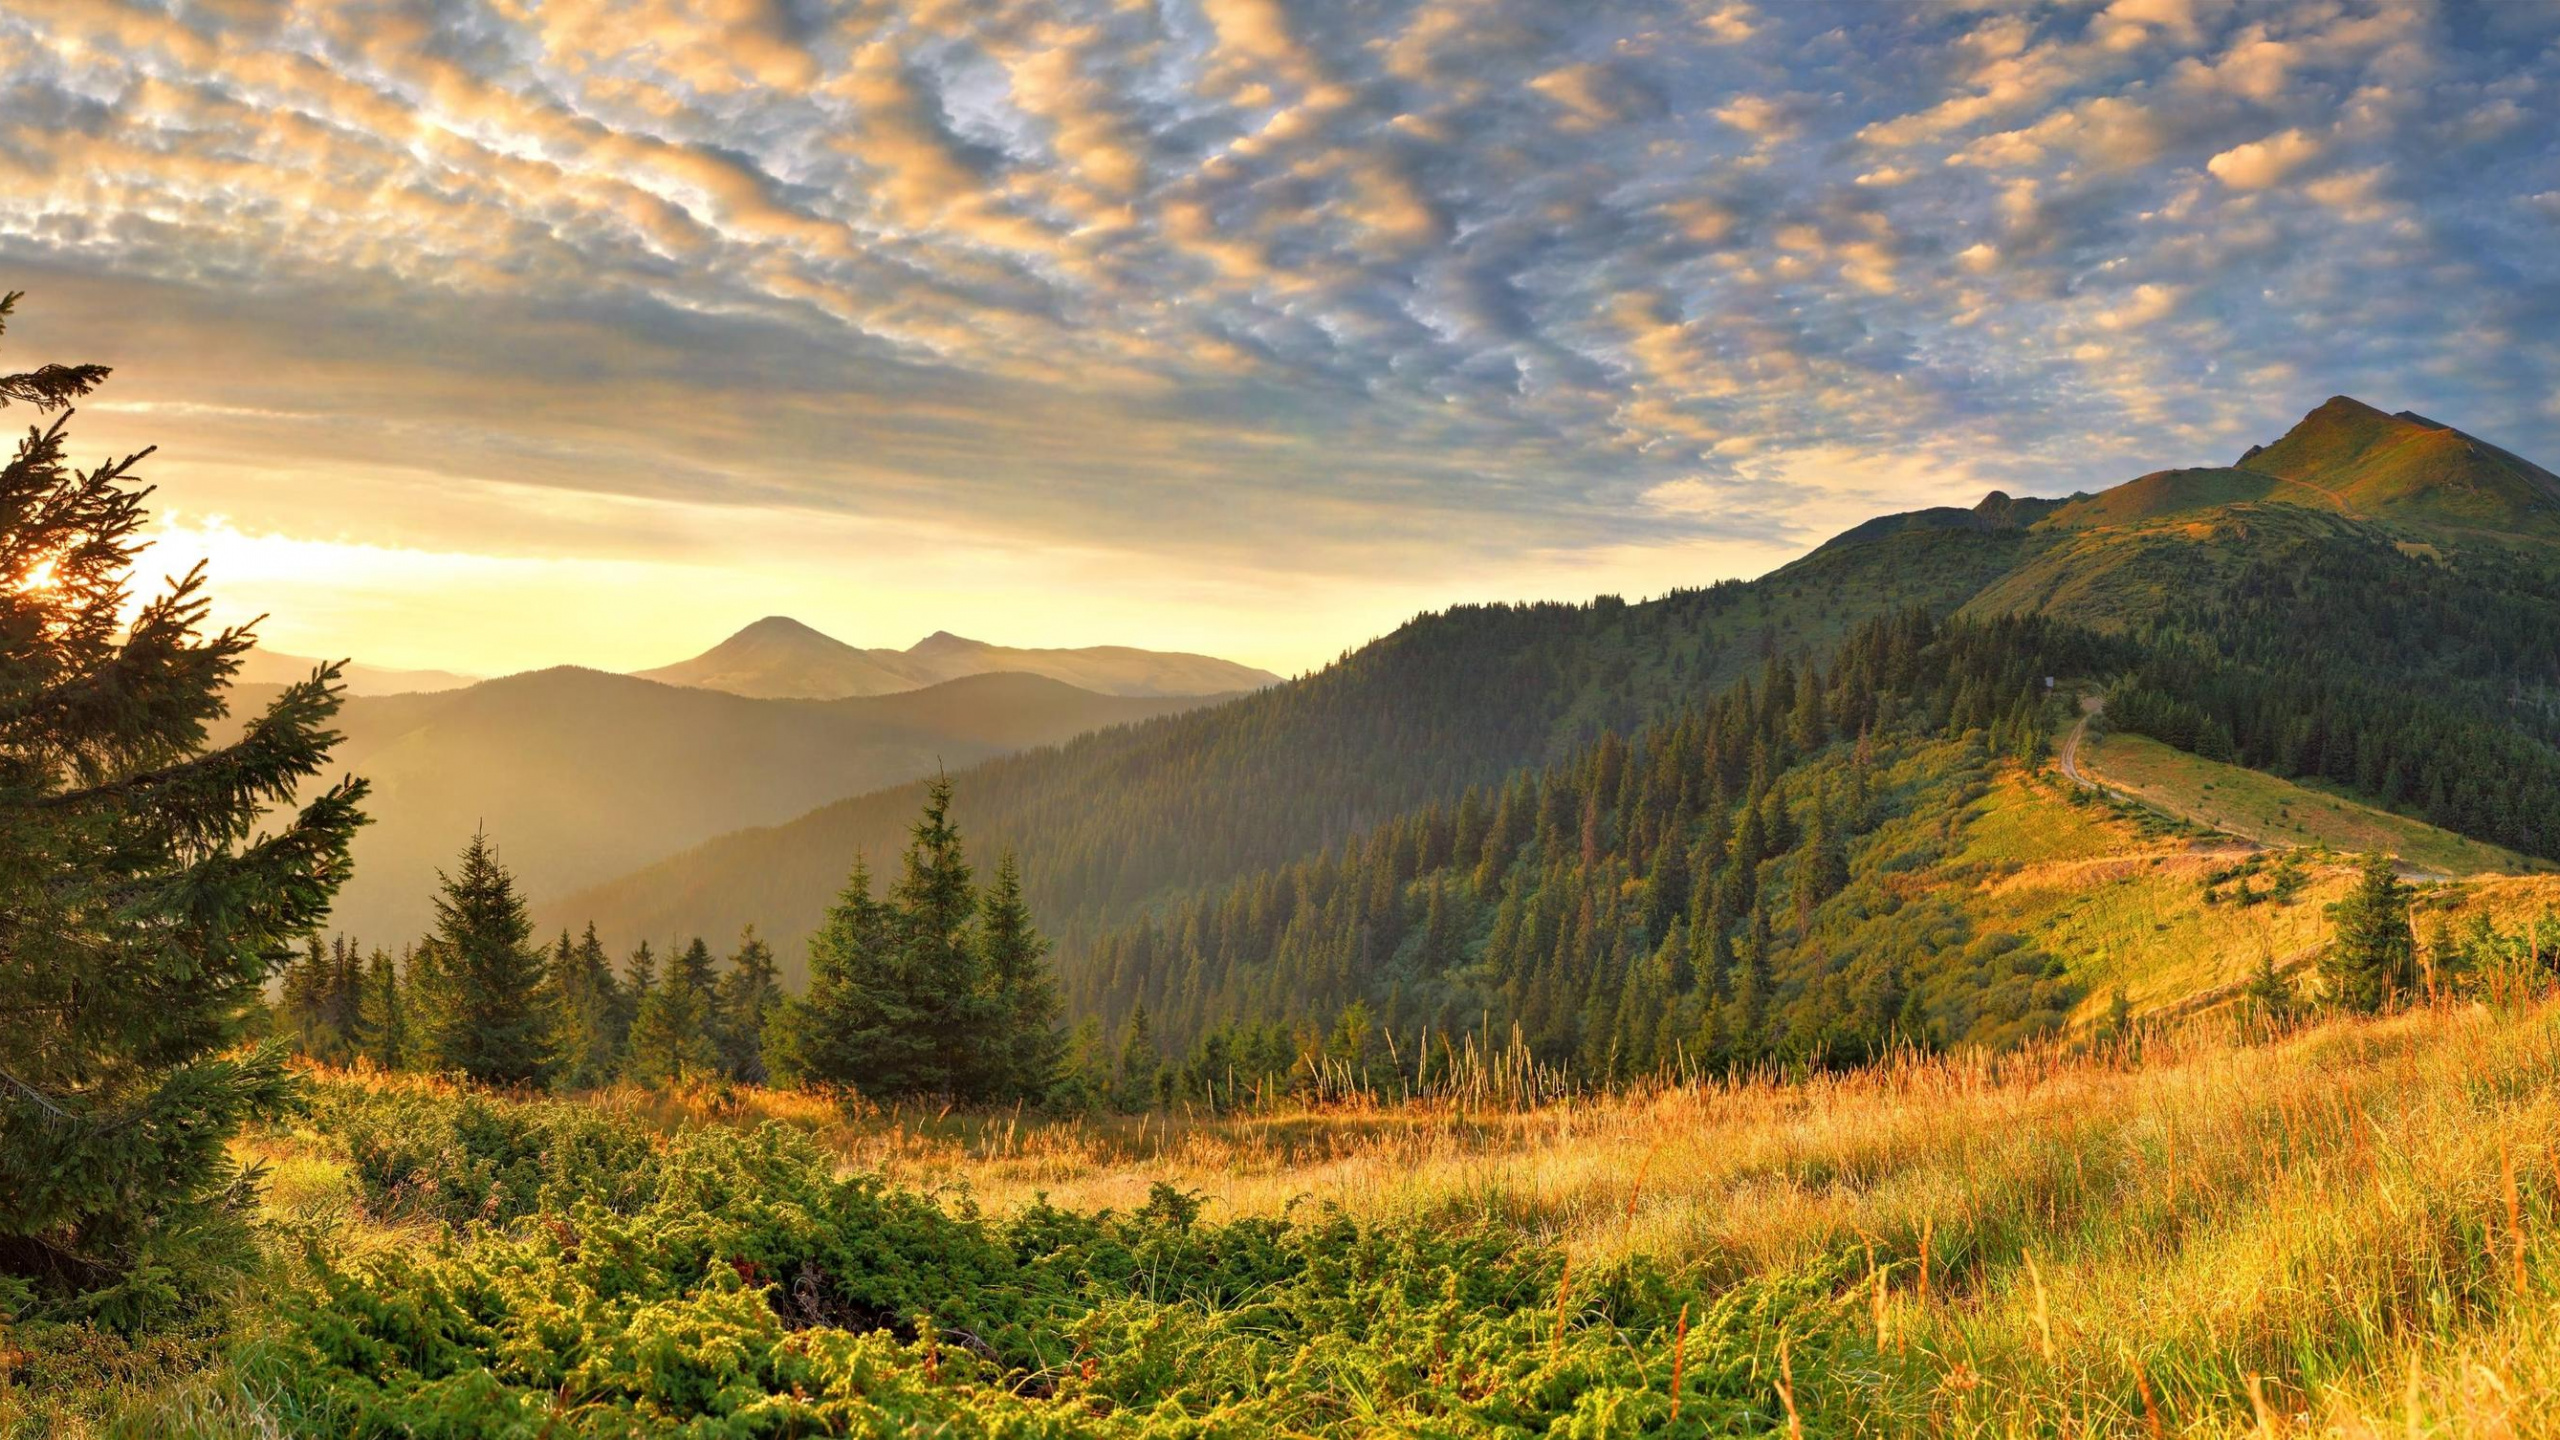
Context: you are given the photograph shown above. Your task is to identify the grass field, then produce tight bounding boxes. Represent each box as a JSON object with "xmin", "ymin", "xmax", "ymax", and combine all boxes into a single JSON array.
[
  {"xmin": 2074, "ymin": 730, "xmax": 2543, "ymax": 877},
  {"xmin": 16, "ymin": 990, "xmax": 2560, "ymax": 1438},
  {"xmin": 1878, "ymin": 764, "xmax": 2559, "ymax": 1022}
]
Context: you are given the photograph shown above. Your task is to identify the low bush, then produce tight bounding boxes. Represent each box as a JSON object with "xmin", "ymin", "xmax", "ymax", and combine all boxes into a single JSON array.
[{"xmin": 241, "ymin": 1114, "xmax": 1859, "ymax": 1436}]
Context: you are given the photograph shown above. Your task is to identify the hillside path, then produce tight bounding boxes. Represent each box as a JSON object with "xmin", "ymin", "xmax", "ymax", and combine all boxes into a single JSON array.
[
  {"xmin": 2058, "ymin": 695, "xmax": 2108, "ymax": 791},
  {"xmin": 2061, "ymin": 694, "xmax": 2452, "ymax": 882}
]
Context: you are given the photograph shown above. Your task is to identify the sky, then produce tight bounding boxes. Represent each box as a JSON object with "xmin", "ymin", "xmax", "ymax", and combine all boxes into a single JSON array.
[{"xmin": 3, "ymin": 0, "xmax": 2556, "ymax": 678}]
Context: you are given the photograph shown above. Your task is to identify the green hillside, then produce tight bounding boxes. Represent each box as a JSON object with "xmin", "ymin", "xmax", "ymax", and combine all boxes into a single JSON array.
[
  {"xmin": 2073, "ymin": 727, "xmax": 2544, "ymax": 878},
  {"xmin": 2241, "ymin": 396, "xmax": 2560, "ymax": 534},
  {"xmin": 551, "ymin": 394, "xmax": 2560, "ymax": 1035},
  {"xmin": 548, "ymin": 525, "xmax": 2031, "ymax": 963}
]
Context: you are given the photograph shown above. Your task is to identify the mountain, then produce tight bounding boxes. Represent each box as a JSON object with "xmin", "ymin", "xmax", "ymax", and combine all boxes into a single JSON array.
[
  {"xmin": 633, "ymin": 616, "xmax": 1283, "ymax": 699},
  {"xmin": 304, "ymin": 668, "xmax": 1233, "ymax": 946},
  {"xmin": 555, "ymin": 394, "xmax": 2560, "ymax": 1033},
  {"xmin": 2038, "ymin": 396, "xmax": 2560, "ymax": 537},
  {"xmin": 548, "ymin": 524, "xmax": 2034, "ymax": 965},
  {"xmin": 235, "ymin": 647, "xmax": 476, "ymax": 696},
  {"xmin": 630, "ymin": 616, "xmax": 921, "ymax": 699}
]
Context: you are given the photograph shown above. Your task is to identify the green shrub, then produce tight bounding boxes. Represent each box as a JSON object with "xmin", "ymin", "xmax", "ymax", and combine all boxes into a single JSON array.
[{"xmin": 241, "ymin": 1109, "xmax": 1865, "ymax": 1436}]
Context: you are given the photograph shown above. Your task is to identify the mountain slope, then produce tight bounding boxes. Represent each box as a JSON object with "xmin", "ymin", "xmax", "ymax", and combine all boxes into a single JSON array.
[
  {"xmin": 549, "ymin": 525, "xmax": 2034, "ymax": 962},
  {"xmin": 312, "ymin": 669, "xmax": 1228, "ymax": 946},
  {"xmin": 2241, "ymin": 396, "xmax": 2560, "ymax": 533},
  {"xmin": 557, "ymin": 394, "xmax": 2560, "ymax": 1019},
  {"xmin": 631, "ymin": 616, "xmax": 922, "ymax": 698},
  {"xmin": 634, "ymin": 616, "xmax": 1283, "ymax": 699}
]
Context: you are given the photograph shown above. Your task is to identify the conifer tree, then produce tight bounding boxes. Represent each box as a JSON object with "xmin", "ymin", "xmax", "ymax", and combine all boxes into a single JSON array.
[
  {"xmin": 414, "ymin": 831, "xmax": 554, "ymax": 1086},
  {"xmin": 617, "ymin": 938, "xmax": 656, "ymax": 1069},
  {"xmin": 895, "ymin": 775, "xmax": 986, "ymax": 1089},
  {"xmin": 549, "ymin": 923, "xmax": 623, "ymax": 1090},
  {"xmin": 357, "ymin": 946, "xmax": 407, "ymax": 1070},
  {"xmin": 714, "ymin": 927, "xmax": 782, "ymax": 1084},
  {"xmin": 627, "ymin": 939, "xmax": 719, "ymax": 1086},
  {"xmin": 1119, "ymin": 1002, "xmax": 1163, "ymax": 1109},
  {"xmin": 1722, "ymin": 908, "xmax": 1773, "ymax": 1062},
  {"xmin": 0, "ymin": 291, "xmax": 368, "ymax": 1322},
  {"xmin": 280, "ymin": 935, "xmax": 364, "ymax": 1062},
  {"xmin": 976, "ymin": 855, "xmax": 1061, "ymax": 1101},
  {"xmin": 764, "ymin": 856, "xmax": 921, "ymax": 1089},
  {"xmin": 2326, "ymin": 853, "xmax": 2414, "ymax": 1013}
]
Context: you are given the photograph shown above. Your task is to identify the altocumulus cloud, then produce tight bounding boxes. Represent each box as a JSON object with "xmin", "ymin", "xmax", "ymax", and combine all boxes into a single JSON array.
[{"xmin": 1, "ymin": 0, "xmax": 2555, "ymax": 669}]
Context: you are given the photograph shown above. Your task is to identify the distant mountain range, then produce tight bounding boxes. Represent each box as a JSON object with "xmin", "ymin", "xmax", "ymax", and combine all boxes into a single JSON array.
[
  {"xmin": 633, "ymin": 617, "xmax": 1283, "ymax": 699},
  {"xmin": 267, "ymin": 667, "xmax": 1240, "ymax": 948},
  {"xmin": 236, "ymin": 648, "xmax": 477, "ymax": 697},
  {"xmin": 549, "ymin": 396, "xmax": 2560, "ymax": 993}
]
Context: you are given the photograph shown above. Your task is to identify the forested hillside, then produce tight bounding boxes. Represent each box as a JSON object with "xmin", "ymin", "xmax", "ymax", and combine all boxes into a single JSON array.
[
  {"xmin": 551, "ymin": 526, "xmax": 2030, "ymax": 961},
  {"xmin": 1059, "ymin": 610, "xmax": 2117, "ymax": 1069},
  {"xmin": 555, "ymin": 396, "xmax": 2560, "ymax": 1050}
]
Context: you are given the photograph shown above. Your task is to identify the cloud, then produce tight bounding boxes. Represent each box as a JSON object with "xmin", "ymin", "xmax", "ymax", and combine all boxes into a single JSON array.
[
  {"xmin": 2206, "ymin": 128, "xmax": 2322, "ymax": 188},
  {"xmin": 0, "ymin": 0, "xmax": 2551, "ymax": 673}
]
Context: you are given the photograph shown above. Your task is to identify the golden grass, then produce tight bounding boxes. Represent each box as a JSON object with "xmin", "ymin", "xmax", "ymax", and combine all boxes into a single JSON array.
[
  {"xmin": 2078, "ymin": 732, "xmax": 2545, "ymax": 877},
  {"xmin": 525, "ymin": 996, "xmax": 2560, "ymax": 1435}
]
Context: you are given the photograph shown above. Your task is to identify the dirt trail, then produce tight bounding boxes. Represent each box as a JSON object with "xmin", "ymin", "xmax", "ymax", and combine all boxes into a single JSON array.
[{"xmin": 2061, "ymin": 695, "xmax": 2449, "ymax": 882}]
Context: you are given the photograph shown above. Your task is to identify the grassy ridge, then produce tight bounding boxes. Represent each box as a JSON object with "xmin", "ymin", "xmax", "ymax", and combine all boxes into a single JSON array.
[{"xmin": 2076, "ymin": 730, "xmax": 2545, "ymax": 877}]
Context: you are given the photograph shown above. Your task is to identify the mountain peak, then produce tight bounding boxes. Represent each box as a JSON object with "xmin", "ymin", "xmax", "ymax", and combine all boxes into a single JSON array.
[
  {"xmin": 730, "ymin": 615, "xmax": 840, "ymax": 644},
  {"xmin": 908, "ymin": 630, "xmax": 978, "ymax": 654},
  {"xmin": 2234, "ymin": 395, "xmax": 2560, "ymax": 531}
]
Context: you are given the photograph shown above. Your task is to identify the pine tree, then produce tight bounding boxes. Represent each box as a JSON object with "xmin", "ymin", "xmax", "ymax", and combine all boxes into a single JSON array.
[
  {"xmin": 2326, "ymin": 853, "xmax": 2414, "ymax": 1014},
  {"xmin": 1118, "ymin": 1002, "xmax": 1163, "ymax": 1110},
  {"xmin": 616, "ymin": 938, "xmax": 656, "ymax": 1070},
  {"xmin": 895, "ymin": 774, "xmax": 985, "ymax": 1092},
  {"xmin": 550, "ymin": 923, "xmax": 623, "ymax": 1090},
  {"xmin": 357, "ymin": 947, "xmax": 407, "ymax": 1070},
  {"xmin": 2242, "ymin": 953, "xmax": 2295, "ymax": 1028},
  {"xmin": 1722, "ymin": 908, "xmax": 1773, "ymax": 1062},
  {"xmin": 764, "ymin": 855, "xmax": 926, "ymax": 1090},
  {"xmin": 414, "ymin": 831, "xmax": 555, "ymax": 1086},
  {"xmin": 627, "ymin": 939, "xmax": 719, "ymax": 1086},
  {"xmin": 713, "ymin": 927, "xmax": 782, "ymax": 1084},
  {"xmin": 0, "ymin": 291, "xmax": 368, "ymax": 1323},
  {"xmin": 976, "ymin": 854, "xmax": 1062, "ymax": 1102}
]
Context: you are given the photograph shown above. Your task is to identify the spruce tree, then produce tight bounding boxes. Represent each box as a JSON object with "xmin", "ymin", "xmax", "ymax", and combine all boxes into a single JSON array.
[
  {"xmin": 893, "ymin": 774, "xmax": 985, "ymax": 1092},
  {"xmin": 0, "ymin": 291, "xmax": 368, "ymax": 1323},
  {"xmin": 1118, "ymin": 1002, "xmax": 1163, "ymax": 1109},
  {"xmin": 627, "ymin": 940, "xmax": 719, "ymax": 1086},
  {"xmin": 414, "ymin": 831, "xmax": 554, "ymax": 1086},
  {"xmin": 976, "ymin": 855, "xmax": 1061, "ymax": 1101},
  {"xmin": 357, "ymin": 947, "xmax": 407, "ymax": 1070},
  {"xmin": 2326, "ymin": 853, "xmax": 2414, "ymax": 1014},
  {"xmin": 764, "ymin": 855, "xmax": 925, "ymax": 1089},
  {"xmin": 713, "ymin": 928, "xmax": 782, "ymax": 1083},
  {"xmin": 549, "ymin": 923, "xmax": 623, "ymax": 1090}
]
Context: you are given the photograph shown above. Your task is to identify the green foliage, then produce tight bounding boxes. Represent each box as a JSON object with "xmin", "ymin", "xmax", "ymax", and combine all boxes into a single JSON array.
[
  {"xmin": 627, "ymin": 941, "xmax": 722, "ymax": 1087},
  {"xmin": 0, "ymin": 290, "xmax": 367, "ymax": 1327},
  {"xmin": 2326, "ymin": 854, "xmax": 2415, "ymax": 1013},
  {"xmin": 548, "ymin": 924, "xmax": 625, "ymax": 1091},
  {"xmin": 278, "ymin": 936, "xmax": 369, "ymax": 1065},
  {"xmin": 2086, "ymin": 529, "xmax": 2560, "ymax": 859},
  {"xmin": 765, "ymin": 780, "xmax": 1065, "ymax": 1103},
  {"xmin": 242, "ymin": 1095, "xmax": 1858, "ymax": 1437},
  {"xmin": 711, "ymin": 929, "xmax": 782, "ymax": 1085},
  {"xmin": 1069, "ymin": 611, "xmax": 2116, "ymax": 1084},
  {"xmin": 413, "ymin": 832, "xmax": 556, "ymax": 1087},
  {"xmin": 304, "ymin": 1081, "xmax": 663, "ymax": 1229}
]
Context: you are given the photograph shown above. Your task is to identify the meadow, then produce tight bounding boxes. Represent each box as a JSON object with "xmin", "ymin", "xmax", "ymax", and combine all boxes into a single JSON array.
[{"xmin": 15, "ymin": 988, "xmax": 2560, "ymax": 1438}]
